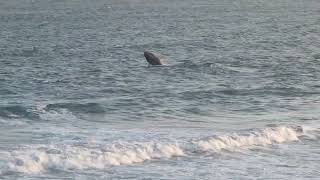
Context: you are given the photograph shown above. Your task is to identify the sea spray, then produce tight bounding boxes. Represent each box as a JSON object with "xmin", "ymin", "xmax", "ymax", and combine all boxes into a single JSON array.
[
  {"xmin": 2, "ymin": 125, "xmax": 308, "ymax": 174},
  {"xmin": 195, "ymin": 126, "xmax": 302, "ymax": 152},
  {"xmin": 6, "ymin": 142, "xmax": 184, "ymax": 174}
]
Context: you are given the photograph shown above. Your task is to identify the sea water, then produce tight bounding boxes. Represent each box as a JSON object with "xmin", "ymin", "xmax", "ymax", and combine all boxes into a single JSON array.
[{"xmin": 0, "ymin": 0, "xmax": 319, "ymax": 179}]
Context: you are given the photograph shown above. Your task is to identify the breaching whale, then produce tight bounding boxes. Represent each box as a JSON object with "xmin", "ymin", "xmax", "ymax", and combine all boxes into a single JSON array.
[{"xmin": 144, "ymin": 51, "xmax": 165, "ymax": 65}]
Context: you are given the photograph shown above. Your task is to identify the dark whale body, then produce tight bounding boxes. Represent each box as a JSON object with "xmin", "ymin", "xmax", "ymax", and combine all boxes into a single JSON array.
[{"xmin": 144, "ymin": 51, "xmax": 164, "ymax": 65}]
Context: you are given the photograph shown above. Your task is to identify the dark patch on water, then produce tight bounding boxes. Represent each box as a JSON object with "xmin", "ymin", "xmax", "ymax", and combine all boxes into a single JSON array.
[
  {"xmin": 0, "ymin": 105, "xmax": 38, "ymax": 119},
  {"xmin": 45, "ymin": 102, "xmax": 106, "ymax": 114}
]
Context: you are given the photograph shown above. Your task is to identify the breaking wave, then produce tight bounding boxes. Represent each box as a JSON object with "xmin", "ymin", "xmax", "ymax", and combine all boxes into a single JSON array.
[
  {"xmin": 4, "ymin": 143, "xmax": 184, "ymax": 174},
  {"xmin": 195, "ymin": 126, "xmax": 302, "ymax": 152},
  {"xmin": 1, "ymin": 125, "xmax": 313, "ymax": 174}
]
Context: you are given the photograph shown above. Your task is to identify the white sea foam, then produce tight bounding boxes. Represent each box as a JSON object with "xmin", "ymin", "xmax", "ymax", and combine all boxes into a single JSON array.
[
  {"xmin": 6, "ymin": 142, "xmax": 184, "ymax": 174},
  {"xmin": 300, "ymin": 122, "xmax": 320, "ymax": 140},
  {"xmin": 38, "ymin": 108, "xmax": 78, "ymax": 122},
  {"xmin": 0, "ymin": 118, "xmax": 27, "ymax": 126},
  {"xmin": 195, "ymin": 126, "xmax": 302, "ymax": 152},
  {"xmin": 2, "ymin": 125, "xmax": 308, "ymax": 174}
]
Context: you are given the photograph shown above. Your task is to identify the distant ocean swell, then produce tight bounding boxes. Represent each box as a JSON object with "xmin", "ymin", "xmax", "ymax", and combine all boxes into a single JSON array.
[
  {"xmin": 0, "ymin": 103, "xmax": 104, "ymax": 126},
  {"xmin": 1, "ymin": 125, "xmax": 317, "ymax": 175},
  {"xmin": 0, "ymin": 103, "xmax": 105, "ymax": 119}
]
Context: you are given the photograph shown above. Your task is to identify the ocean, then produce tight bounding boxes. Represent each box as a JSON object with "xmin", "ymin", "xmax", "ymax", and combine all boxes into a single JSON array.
[{"xmin": 0, "ymin": 0, "xmax": 320, "ymax": 179}]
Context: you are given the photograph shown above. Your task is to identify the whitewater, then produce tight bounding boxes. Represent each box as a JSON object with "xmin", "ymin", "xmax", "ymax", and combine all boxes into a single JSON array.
[{"xmin": 1, "ymin": 123, "xmax": 317, "ymax": 175}]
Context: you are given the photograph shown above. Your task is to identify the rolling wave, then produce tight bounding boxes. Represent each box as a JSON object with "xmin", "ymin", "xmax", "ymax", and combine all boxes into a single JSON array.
[
  {"xmin": 0, "ymin": 105, "xmax": 37, "ymax": 119},
  {"xmin": 4, "ymin": 143, "xmax": 184, "ymax": 174},
  {"xmin": 195, "ymin": 126, "xmax": 302, "ymax": 152},
  {"xmin": 0, "ymin": 102, "xmax": 105, "ymax": 120},
  {"xmin": 1, "ymin": 125, "xmax": 315, "ymax": 175}
]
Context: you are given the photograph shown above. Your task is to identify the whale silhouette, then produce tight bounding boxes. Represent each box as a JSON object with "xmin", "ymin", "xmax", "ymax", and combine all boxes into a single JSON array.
[{"xmin": 144, "ymin": 51, "xmax": 165, "ymax": 65}]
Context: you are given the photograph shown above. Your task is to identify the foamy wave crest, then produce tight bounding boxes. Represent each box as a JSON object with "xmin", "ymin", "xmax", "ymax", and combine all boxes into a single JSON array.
[
  {"xmin": 7, "ymin": 142, "xmax": 184, "ymax": 174},
  {"xmin": 37, "ymin": 107, "xmax": 79, "ymax": 122},
  {"xmin": 195, "ymin": 126, "xmax": 302, "ymax": 152},
  {"xmin": 2, "ymin": 125, "xmax": 306, "ymax": 175}
]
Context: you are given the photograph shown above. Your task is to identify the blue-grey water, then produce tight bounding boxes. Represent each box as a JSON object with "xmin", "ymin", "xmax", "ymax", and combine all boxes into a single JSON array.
[{"xmin": 1, "ymin": 0, "xmax": 320, "ymax": 179}]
